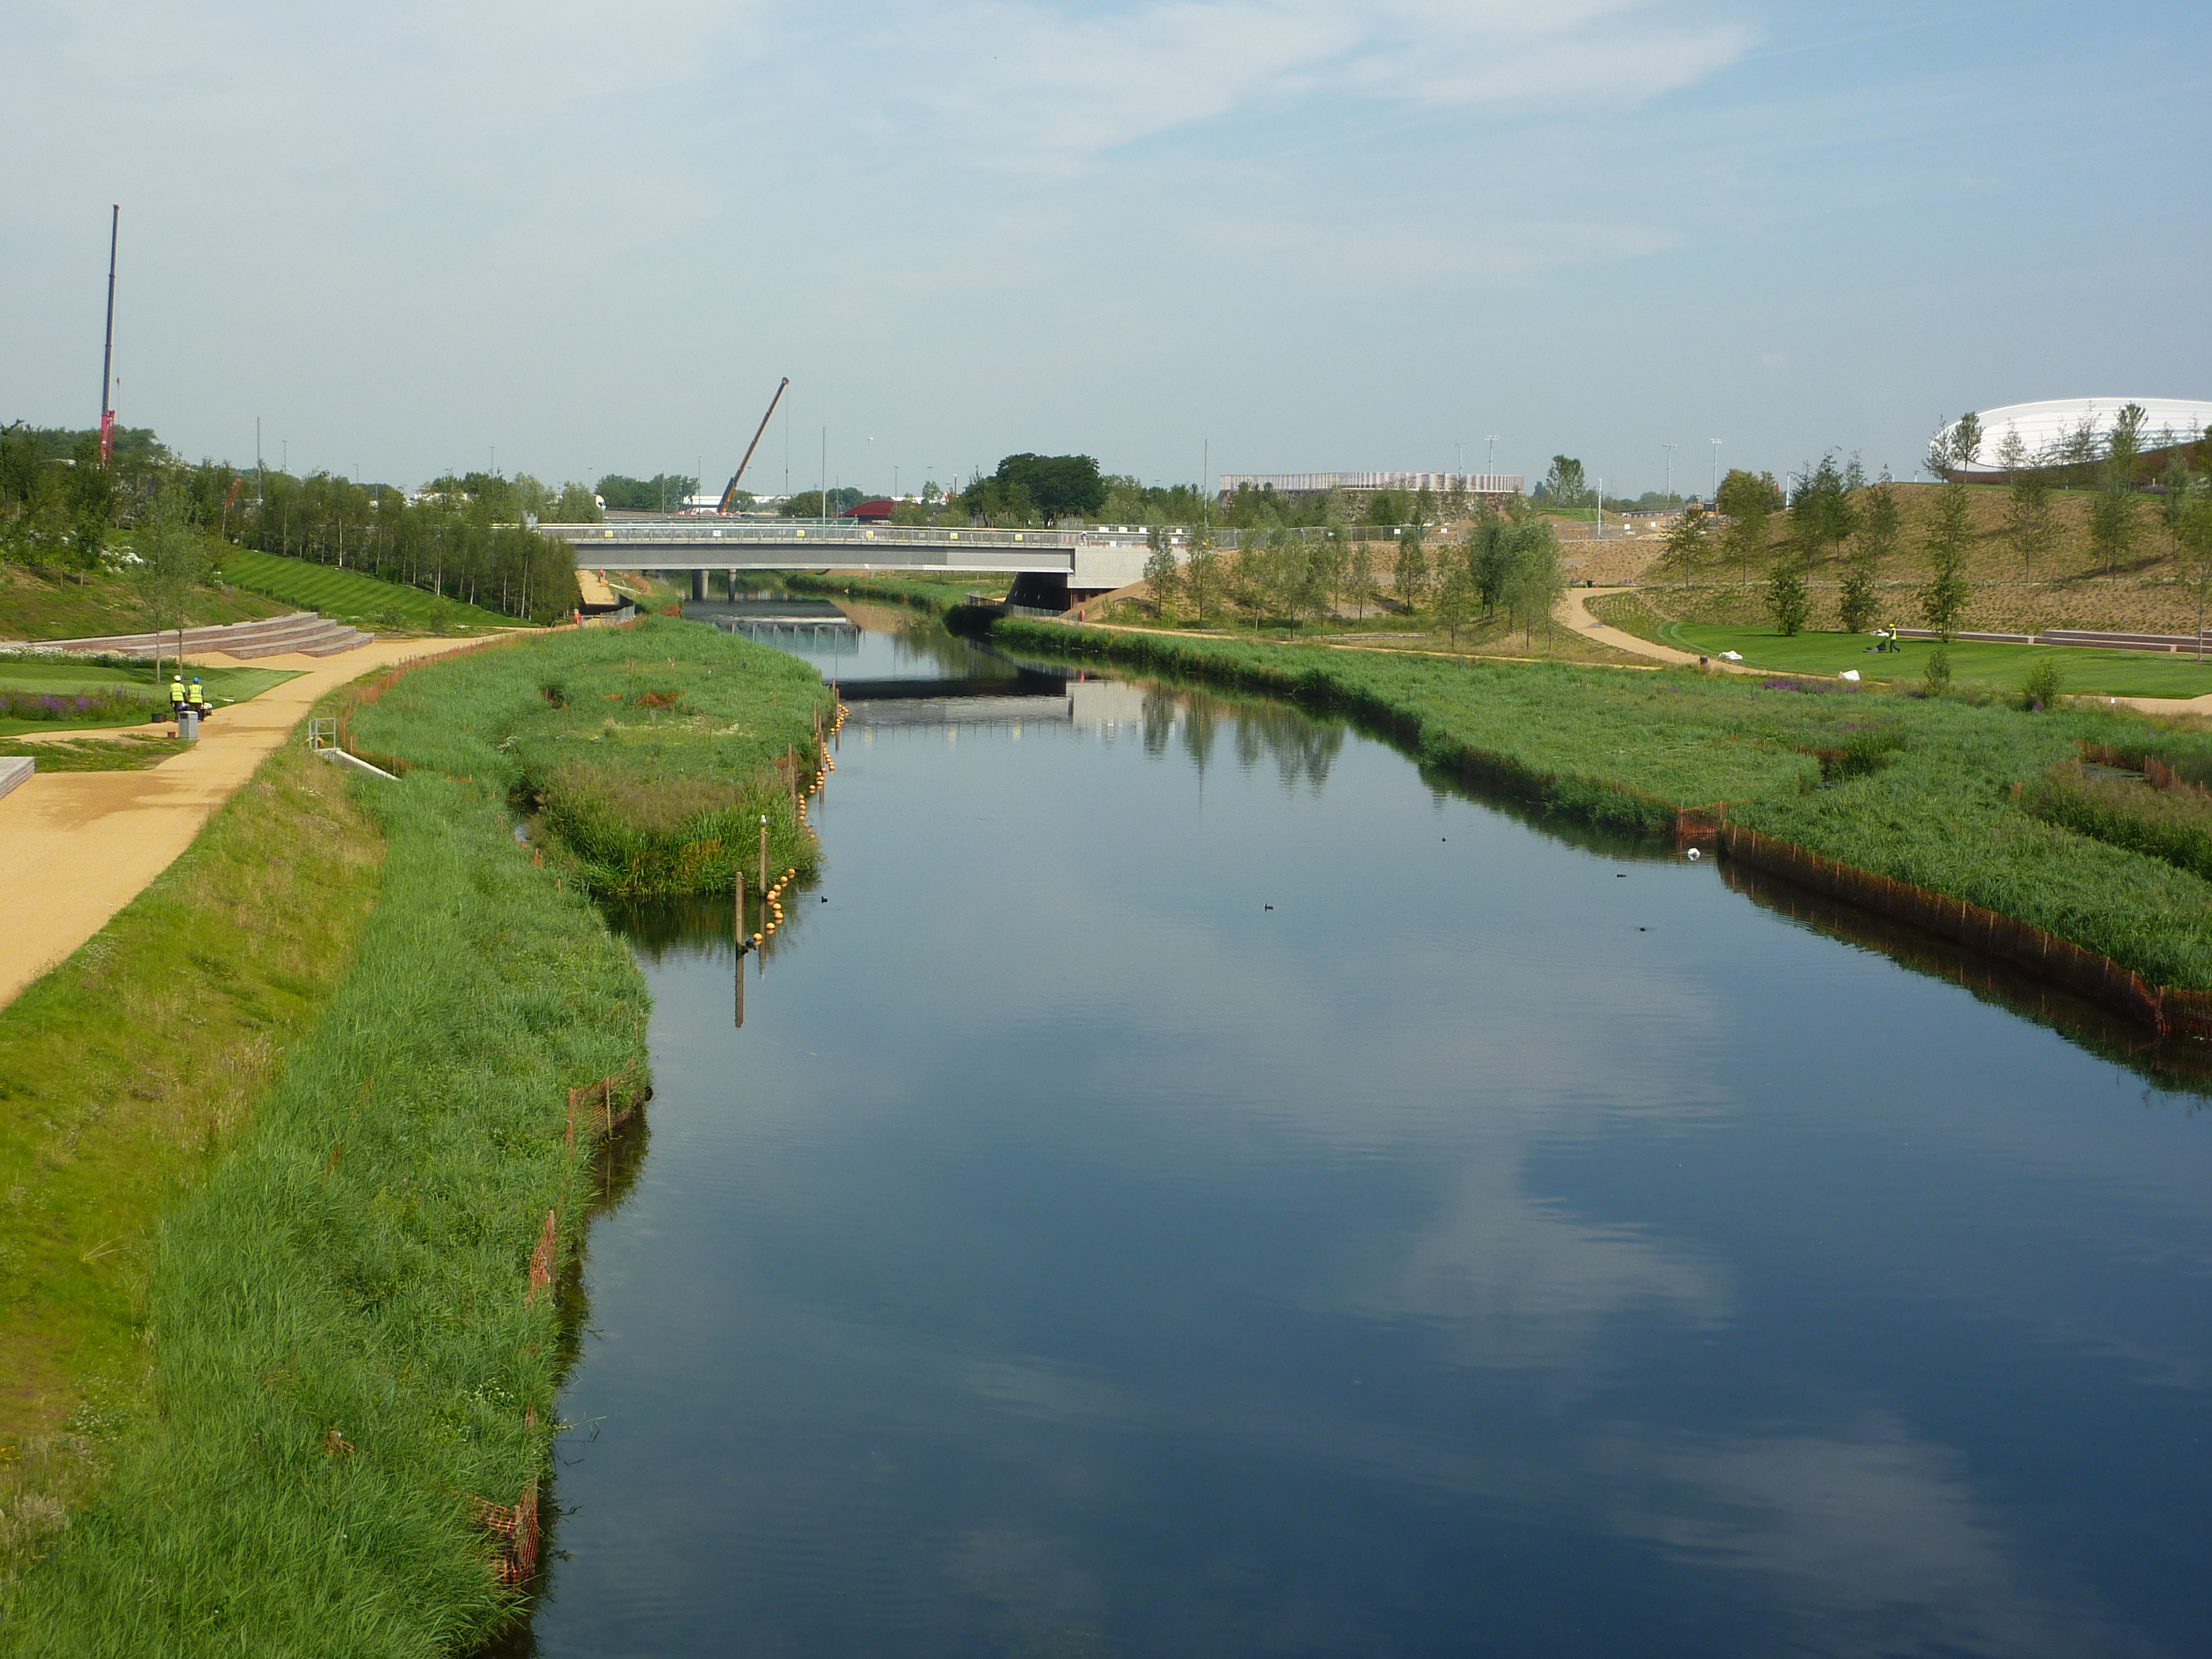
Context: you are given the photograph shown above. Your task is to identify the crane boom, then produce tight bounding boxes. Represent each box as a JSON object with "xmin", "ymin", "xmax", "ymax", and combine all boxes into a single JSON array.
[{"xmin": 719, "ymin": 377, "xmax": 789, "ymax": 514}]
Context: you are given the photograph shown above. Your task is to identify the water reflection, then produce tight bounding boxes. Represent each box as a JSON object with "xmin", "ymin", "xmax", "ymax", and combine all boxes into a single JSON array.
[{"xmin": 523, "ymin": 609, "xmax": 2212, "ymax": 1658}]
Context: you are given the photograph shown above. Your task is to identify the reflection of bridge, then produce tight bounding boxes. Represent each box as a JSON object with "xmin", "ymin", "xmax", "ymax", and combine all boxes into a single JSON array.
[{"xmin": 542, "ymin": 518, "xmax": 1152, "ymax": 607}]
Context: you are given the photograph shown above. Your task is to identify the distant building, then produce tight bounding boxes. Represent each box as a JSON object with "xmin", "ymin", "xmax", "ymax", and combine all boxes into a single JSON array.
[
  {"xmin": 1937, "ymin": 398, "xmax": 2212, "ymax": 480},
  {"xmin": 837, "ymin": 498, "xmax": 896, "ymax": 521},
  {"xmin": 1217, "ymin": 471, "xmax": 1524, "ymax": 515}
]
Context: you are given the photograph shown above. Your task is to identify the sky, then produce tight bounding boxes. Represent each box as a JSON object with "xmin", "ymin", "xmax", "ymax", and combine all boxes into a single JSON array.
[{"xmin": 4, "ymin": 0, "xmax": 2208, "ymax": 500}]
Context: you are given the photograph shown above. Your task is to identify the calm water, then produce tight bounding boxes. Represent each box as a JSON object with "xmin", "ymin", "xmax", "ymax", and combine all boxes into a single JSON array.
[{"xmin": 525, "ymin": 607, "xmax": 2212, "ymax": 1658}]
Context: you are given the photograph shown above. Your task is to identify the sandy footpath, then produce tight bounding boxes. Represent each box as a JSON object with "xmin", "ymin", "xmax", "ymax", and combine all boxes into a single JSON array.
[{"xmin": 0, "ymin": 634, "xmax": 497, "ymax": 1010}]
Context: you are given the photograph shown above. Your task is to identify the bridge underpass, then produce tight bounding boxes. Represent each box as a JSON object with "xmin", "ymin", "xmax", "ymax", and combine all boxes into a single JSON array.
[{"xmin": 540, "ymin": 519, "xmax": 1152, "ymax": 611}]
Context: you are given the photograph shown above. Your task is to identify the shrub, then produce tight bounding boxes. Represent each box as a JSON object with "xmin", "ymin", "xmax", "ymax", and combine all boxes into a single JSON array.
[
  {"xmin": 2021, "ymin": 659, "xmax": 2064, "ymax": 711},
  {"xmin": 1923, "ymin": 649, "xmax": 1952, "ymax": 694}
]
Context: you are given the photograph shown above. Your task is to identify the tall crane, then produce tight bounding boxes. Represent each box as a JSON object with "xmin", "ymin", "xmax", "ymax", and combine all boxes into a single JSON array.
[{"xmin": 719, "ymin": 377, "xmax": 789, "ymax": 514}]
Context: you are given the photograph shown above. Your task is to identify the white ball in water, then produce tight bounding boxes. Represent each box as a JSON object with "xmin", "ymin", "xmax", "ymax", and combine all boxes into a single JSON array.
[{"xmin": 1687, "ymin": 848, "xmax": 1701, "ymax": 862}]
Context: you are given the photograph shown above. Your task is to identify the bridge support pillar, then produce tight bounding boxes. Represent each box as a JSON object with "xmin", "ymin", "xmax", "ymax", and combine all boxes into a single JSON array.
[{"xmin": 690, "ymin": 569, "xmax": 708, "ymax": 603}]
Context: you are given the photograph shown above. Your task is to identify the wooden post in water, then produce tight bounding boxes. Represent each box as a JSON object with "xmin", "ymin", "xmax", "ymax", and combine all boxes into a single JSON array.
[{"xmin": 759, "ymin": 816, "xmax": 768, "ymax": 905}]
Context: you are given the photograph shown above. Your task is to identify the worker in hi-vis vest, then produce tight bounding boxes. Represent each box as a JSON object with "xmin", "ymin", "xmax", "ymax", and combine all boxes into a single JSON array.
[
  {"xmin": 170, "ymin": 675, "xmax": 187, "ymax": 710},
  {"xmin": 188, "ymin": 676, "xmax": 207, "ymax": 712}
]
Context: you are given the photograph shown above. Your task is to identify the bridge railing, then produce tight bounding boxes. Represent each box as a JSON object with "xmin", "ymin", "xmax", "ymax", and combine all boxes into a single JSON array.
[{"xmin": 543, "ymin": 521, "xmax": 1081, "ymax": 550}]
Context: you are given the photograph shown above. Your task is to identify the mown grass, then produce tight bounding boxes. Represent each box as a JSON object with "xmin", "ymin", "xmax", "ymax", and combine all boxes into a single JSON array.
[
  {"xmin": 0, "ymin": 561, "xmax": 289, "ymax": 645},
  {"xmin": 1603, "ymin": 609, "xmax": 2212, "ymax": 699},
  {"xmin": 0, "ymin": 657, "xmax": 297, "ymax": 736},
  {"xmin": 216, "ymin": 547, "xmax": 515, "ymax": 634},
  {"xmin": 0, "ymin": 745, "xmax": 385, "ymax": 1589},
  {"xmin": 344, "ymin": 617, "xmax": 833, "ymax": 897},
  {"xmin": 0, "ymin": 733, "xmax": 187, "ymax": 771},
  {"xmin": 984, "ymin": 615, "xmax": 2212, "ymax": 990},
  {"xmin": 1, "ymin": 758, "xmax": 651, "ymax": 1655}
]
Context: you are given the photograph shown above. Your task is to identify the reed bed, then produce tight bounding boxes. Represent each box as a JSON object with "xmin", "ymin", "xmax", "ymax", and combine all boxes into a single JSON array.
[
  {"xmin": 987, "ymin": 616, "xmax": 2212, "ymax": 990},
  {"xmin": 342, "ymin": 617, "xmax": 834, "ymax": 896}
]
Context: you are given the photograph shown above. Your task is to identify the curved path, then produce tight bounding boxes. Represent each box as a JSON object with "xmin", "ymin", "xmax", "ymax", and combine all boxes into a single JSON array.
[
  {"xmin": 0, "ymin": 634, "xmax": 498, "ymax": 1010},
  {"xmin": 1553, "ymin": 586, "xmax": 1773, "ymax": 674}
]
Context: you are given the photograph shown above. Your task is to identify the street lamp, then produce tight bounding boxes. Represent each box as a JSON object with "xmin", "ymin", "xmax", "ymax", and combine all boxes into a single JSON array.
[
  {"xmin": 1663, "ymin": 443, "xmax": 1677, "ymax": 510},
  {"xmin": 1710, "ymin": 440, "xmax": 1722, "ymax": 500}
]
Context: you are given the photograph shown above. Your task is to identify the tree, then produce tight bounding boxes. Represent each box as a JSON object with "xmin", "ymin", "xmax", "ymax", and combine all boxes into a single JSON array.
[
  {"xmin": 2175, "ymin": 481, "xmax": 2212, "ymax": 659},
  {"xmin": 2004, "ymin": 440, "xmax": 2055, "ymax": 581},
  {"xmin": 551, "ymin": 481, "xmax": 603, "ymax": 523},
  {"xmin": 2088, "ymin": 411, "xmax": 2145, "ymax": 576},
  {"xmin": 1840, "ymin": 483, "xmax": 1897, "ymax": 635},
  {"xmin": 1142, "ymin": 528, "xmax": 1181, "ymax": 618},
  {"xmin": 964, "ymin": 454, "xmax": 1107, "ymax": 521},
  {"xmin": 132, "ymin": 489, "xmax": 211, "ymax": 685},
  {"xmin": 1183, "ymin": 532, "xmax": 1224, "ymax": 623},
  {"xmin": 1767, "ymin": 553, "xmax": 1809, "ymax": 635},
  {"xmin": 1919, "ymin": 478, "xmax": 1974, "ymax": 641},
  {"xmin": 1433, "ymin": 545, "xmax": 1476, "ymax": 642},
  {"xmin": 1715, "ymin": 468, "xmax": 1777, "ymax": 589},
  {"xmin": 1541, "ymin": 455, "xmax": 1589, "ymax": 514},
  {"xmin": 1500, "ymin": 519, "xmax": 1565, "ymax": 645},
  {"xmin": 1392, "ymin": 523, "xmax": 1429, "ymax": 612},
  {"xmin": 1343, "ymin": 536, "xmax": 1376, "ymax": 618},
  {"xmin": 65, "ymin": 433, "xmax": 118, "ymax": 577},
  {"xmin": 1660, "ymin": 504, "xmax": 1712, "ymax": 572},
  {"xmin": 1364, "ymin": 488, "xmax": 1409, "ymax": 527},
  {"xmin": 1788, "ymin": 452, "xmax": 1857, "ymax": 570}
]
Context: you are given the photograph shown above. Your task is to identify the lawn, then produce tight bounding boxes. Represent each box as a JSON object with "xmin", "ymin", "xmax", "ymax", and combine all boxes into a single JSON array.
[
  {"xmin": 0, "ymin": 656, "xmax": 299, "ymax": 735},
  {"xmin": 1651, "ymin": 621, "xmax": 2212, "ymax": 700},
  {"xmin": 0, "ymin": 561, "xmax": 291, "ymax": 644},
  {"xmin": 216, "ymin": 546, "xmax": 517, "ymax": 632}
]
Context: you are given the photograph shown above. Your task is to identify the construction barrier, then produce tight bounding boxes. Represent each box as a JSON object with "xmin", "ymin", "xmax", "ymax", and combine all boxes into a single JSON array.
[{"xmin": 468, "ymin": 1480, "xmax": 540, "ymax": 1587}]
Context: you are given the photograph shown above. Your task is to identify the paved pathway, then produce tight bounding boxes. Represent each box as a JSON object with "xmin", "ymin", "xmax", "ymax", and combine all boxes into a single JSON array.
[
  {"xmin": 1553, "ymin": 586, "xmax": 1769, "ymax": 673},
  {"xmin": 0, "ymin": 634, "xmax": 494, "ymax": 1010}
]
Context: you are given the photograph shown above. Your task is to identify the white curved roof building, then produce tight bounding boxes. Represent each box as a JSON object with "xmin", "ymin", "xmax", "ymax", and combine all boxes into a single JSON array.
[{"xmin": 1937, "ymin": 398, "xmax": 2212, "ymax": 474}]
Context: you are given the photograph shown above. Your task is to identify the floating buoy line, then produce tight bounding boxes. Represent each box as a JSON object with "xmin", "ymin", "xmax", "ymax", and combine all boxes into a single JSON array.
[{"xmin": 746, "ymin": 698, "xmax": 845, "ymax": 952}]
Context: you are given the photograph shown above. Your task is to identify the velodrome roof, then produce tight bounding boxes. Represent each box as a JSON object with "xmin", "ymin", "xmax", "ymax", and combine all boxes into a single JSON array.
[{"xmin": 1940, "ymin": 398, "xmax": 2212, "ymax": 473}]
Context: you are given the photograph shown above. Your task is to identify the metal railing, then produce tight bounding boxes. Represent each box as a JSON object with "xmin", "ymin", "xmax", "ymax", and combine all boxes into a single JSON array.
[{"xmin": 541, "ymin": 521, "xmax": 1080, "ymax": 550}]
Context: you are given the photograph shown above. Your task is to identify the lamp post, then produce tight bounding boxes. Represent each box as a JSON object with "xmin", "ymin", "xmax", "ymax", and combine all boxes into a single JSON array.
[
  {"xmin": 1663, "ymin": 443, "xmax": 1677, "ymax": 510},
  {"xmin": 1710, "ymin": 440, "xmax": 1721, "ymax": 500}
]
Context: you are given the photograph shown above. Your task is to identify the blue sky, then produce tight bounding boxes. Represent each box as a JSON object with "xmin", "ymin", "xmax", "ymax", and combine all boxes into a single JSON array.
[{"xmin": 4, "ymin": 0, "xmax": 2207, "ymax": 498}]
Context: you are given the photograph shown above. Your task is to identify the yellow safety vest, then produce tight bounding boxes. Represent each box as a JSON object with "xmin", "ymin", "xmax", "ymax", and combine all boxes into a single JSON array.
[{"xmin": 170, "ymin": 682, "xmax": 186, "ymax": 706}]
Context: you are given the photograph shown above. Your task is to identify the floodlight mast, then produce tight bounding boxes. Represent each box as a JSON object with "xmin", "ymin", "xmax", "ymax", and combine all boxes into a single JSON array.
[
  {"xmin": 98, "ymin": 206, "xmax": 119, "ymax": 465},
  {"xmin": 720, "ymin": 378, "xmax": 790, "ymax": 513}
]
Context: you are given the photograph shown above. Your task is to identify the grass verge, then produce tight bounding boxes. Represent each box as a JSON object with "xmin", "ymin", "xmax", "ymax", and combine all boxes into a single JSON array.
[
  {"xmin": 0, "ymin": 733, "xmax": 188, "ymax": 771},
  {"xmin": 216, "ymin": 548, "xmax": 515, "ymax": 634},
  {"xmin": 0, "ymin": 657, "xmax": 298, "ymax": 737},
  {"xmin": 978, "ymin": 614, "xmax": 2212, "ymax": 991},
  {"xmin": 0, "ymin": 563, "xmax": 289, "ymax": 645}
]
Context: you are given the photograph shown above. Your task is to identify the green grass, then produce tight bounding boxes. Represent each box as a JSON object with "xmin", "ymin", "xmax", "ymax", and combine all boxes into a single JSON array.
[
  {"xmin": 983, "ymin": 615, "xmax": 2212, "ymax": 991},
  {"xmin": 216, "ymin": 547, "xmax": 515, "ymax": 634},
  {"xmin": 1647, "ymin": 620, "xmax": 2212, "ymax": 699},
  {"xmin": 781, "ymin": 570, "xmax": 1007, "ymax": 612},
  {"xmin": 0, "ymin": 734, "xmax": 186, "ymax": 770},
  {"xmin": 0, "ymin": 561, "xmax": 290, "ymax": 645},
  {"xmin": 0, "ymin": 745, "xmax": 386, "ymax": 1586},
  {"xmin": 1, "ymin": 754, "xmax": 651, "ymax": 1655},
  {"xmin": 0, "ymin": 656, "xmax": 299, "ymax": 734},
  {"xmin": 344, "ymin": 617, "xmax": 833, "ymax": 897}
]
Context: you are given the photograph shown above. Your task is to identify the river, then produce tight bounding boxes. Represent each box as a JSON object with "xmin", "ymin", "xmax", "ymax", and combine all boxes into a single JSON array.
[{"xmin": 518, "ymin": 602, "xmax": 2212, "ymax": 1658}]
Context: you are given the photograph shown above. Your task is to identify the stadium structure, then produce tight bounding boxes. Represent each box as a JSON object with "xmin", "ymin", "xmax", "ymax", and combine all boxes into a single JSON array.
[
  {"xmin": 1935, "ymin": 398, "xmax": 2212, "ymax": 480},
  {"xmin": 1216, "ymin": 471, "xmax": 1524, "ymax": 514}
]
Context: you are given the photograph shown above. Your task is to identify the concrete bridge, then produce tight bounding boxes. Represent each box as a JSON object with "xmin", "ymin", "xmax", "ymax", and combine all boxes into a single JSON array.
[{"xmin": 541, "ymin": 518, "xmax": 1152, "ymax": 608}]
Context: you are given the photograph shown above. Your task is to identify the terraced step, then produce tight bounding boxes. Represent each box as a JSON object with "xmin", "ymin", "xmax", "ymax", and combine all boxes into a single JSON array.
[{"xmin": 2, "ymin": 613, "xmax": 321, "ymax": 656}]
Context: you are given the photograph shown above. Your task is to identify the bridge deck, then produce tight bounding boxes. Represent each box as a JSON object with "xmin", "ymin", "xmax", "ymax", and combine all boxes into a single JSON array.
[{"xmin": 543, "ymin": 520, "xmax": 1089, "ymax": 574}]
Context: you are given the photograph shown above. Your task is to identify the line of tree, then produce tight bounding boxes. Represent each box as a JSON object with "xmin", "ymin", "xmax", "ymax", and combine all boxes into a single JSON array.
[
  {"xmin": 1, "ymin": 425, "xmax": 600, "ymax": 625},
  {"xmin": 779, "ymin": 488, "xmax": 866, "ymax": 519},
  {"xmin": 596, "ymin": 473, "xmax": 697, "ymax": 513},
  {"xmin": 1930, "ymin": 405, "xmax": 2212, "ymax": 488},
  {"xmin": 1139, "ymin": 508, "xmax": 1564, "ymax": 642}
]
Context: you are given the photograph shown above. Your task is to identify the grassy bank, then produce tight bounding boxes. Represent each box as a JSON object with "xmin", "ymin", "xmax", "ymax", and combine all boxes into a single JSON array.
[
  {"xmin": 343, "ymin": 616, "xmax": 831, "ymax": 897},
  {"xmin": 2, "ymin": 758, "xmax": 651, "ymax": 1654},
  {"xmin": 0, "ymin": 561, "xmax": 289, "ymax": 645},
  {"xmin": 980, "ymin": 615, "xmax": 2212, "ymax": 991},
  {"xmin": 216, "ymin": 547, "xmax": 515, "ymax": 634},
  {"xmin": 1, "ymin": 744, "xmax": 386, "ymax": 1588}
]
